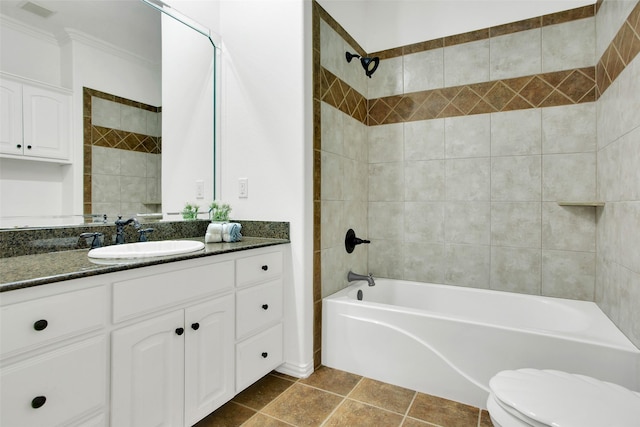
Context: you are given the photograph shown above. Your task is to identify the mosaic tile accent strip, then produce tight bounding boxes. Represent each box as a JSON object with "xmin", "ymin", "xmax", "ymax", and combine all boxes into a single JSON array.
[
  {"xmin": 91, "ymin": 125, "xmax": 161, "ymax": 154},
  {"xmin": 596, "ymin": 0, "xmax": 640, "ymax": 96},
  {"xmin": 367, "ymin": 67, "xmax": 596, "ymax": 125},
  {"xmin": 321, "ymin": 67, "xmax": 368, "ymax": 124}
]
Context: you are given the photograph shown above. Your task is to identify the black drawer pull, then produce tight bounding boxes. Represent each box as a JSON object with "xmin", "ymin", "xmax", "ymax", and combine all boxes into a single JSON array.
[
  {"xmin": 33, "ymin": 319, "xmax": 48, "ymax": 331},
  {"xmin": 261, "ymin": 265, "xmax": 268, "ymax": 271},
  {"xmin": 175, "ymin": 327, "xmax": 184, "ymax": 336},
  {"xmin": 31, "ymin": 396, "xmax": 46, "ymax": 409},
  {"xmin": 262, "ymin": 304, "xmax": 269, "ymax": 310},
  {"xmin": 261, "ymin": 352, "xmax": 268, "ymax": 358},
  {"xmin": 191, "ymin": 323, "xmax": 200, "ymax": 330}
]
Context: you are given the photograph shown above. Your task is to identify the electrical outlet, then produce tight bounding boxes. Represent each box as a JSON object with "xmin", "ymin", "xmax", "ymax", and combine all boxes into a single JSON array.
[
  {"xmin": 239, "ymin": 178, "xmax": 248, "ymax": 198},
  {"xmin": 195, "ymin": 180, "xmax": 204, "ymax": 199}
]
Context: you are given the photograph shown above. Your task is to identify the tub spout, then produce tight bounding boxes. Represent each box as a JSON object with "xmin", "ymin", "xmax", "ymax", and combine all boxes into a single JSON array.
[{"xmin": 348, "ymin": 270, "xmax": 375, "ymax": 286}]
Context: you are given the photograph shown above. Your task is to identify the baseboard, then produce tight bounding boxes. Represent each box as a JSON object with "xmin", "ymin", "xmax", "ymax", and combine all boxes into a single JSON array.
[{"xmin": 276, "ymin": 360, "xmax": 314, "ymax": 379}]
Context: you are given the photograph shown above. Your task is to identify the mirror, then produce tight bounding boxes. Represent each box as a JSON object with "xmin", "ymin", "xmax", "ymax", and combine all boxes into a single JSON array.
[{"xmin": 0, "ymin": 0, "xmax": 217, "ymax": 228}]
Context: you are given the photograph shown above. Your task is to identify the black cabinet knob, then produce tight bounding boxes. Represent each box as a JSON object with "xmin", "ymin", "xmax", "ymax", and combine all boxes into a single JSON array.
[
  {"xmin": 261, "ymin": 352, "xmax": 268, "ymax": 358},
  {"xmin": 261, "ymin": 265, "xmax": 268, "ymax": 271},
  {"xmin": 33, "ymin": 319, "xmax": 48, "ymax": 331},
  {"xmin": 31, "ymin": 396, "xmax": 46, "ymax": 409},
  {"xmin": 191, "ymin": 323, "xmax": 200, "ymax": 330},
  {"xmin": 16, "ymin": 144, "xmax": 22, "ymax": 149},
  {"xmin": 175, "ymin": 327, "xmax": 184, "ymax": 336},
  {"xmin": 27, "ymin": 145, "xmax": 32, "ymax": 149},
  {"xmin": 262, "ymin": 304, "xmax": 269, "ymax": 310}
]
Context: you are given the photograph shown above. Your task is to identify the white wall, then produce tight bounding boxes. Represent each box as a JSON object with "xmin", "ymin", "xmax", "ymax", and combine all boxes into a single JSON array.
[
  {"xmin": 218, "ymin": 0, "xmax": 314, "ymax": 376},
  {"xmin": 161, "ymin": 0, "xmax": 314, "ymax": 375},
  {"xmin": 317, "ymin": 0, "xmax": 596, "ymax": 52}
]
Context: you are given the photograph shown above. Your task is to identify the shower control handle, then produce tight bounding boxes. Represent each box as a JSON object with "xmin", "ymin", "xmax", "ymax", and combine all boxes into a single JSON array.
[{"xmin": 345, "ymin": 229, "xmax": 370, "ymax": 253}]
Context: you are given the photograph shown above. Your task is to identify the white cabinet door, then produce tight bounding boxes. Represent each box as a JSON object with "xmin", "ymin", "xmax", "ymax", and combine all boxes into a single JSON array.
[
  {"xmin": 22, "ymin": 85, "xmax": 70, "ymax": 160},
  {"xmin": 111, "ymin": 310, "xmax": 185, "ymax": 427},
  {"xmin": 0, "ymin": 79, "xmax": 23, "ymax": 155},
  {"xmin": 184, "ymin": 294, "xmax": 234, "ymax": 426}
]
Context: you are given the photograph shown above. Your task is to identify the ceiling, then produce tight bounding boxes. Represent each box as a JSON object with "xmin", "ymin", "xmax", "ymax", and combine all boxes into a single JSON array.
[
  {"xmin": 0, "ymin": 0, "xmax": 160, "ymax": 63},
  {"xmin": 316, "ymin": 0, "xmax": 597, "ymax": 53}
]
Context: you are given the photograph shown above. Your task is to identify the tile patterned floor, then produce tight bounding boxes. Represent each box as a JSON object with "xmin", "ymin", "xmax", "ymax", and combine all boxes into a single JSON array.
[{"xmin": 194, "ymin": 366, "xmax": 494, "ymax": 427}]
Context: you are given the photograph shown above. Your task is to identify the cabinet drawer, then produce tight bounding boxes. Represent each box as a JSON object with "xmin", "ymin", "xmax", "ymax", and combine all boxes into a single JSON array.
[
  {"xmin": 0, "ymin": 286, "xmax": 105, "ymax": 357},
  {"xmin": 236, "ymin": 250, "xmax": 282, "ymax": 287},
  {"xmin": 236, "ymin": 323, "xmax": 283, "ymax": 392},
  {"xmin": 113, "ymin": 260, "xmax": 234, "ymax": 323},
  {"xmin": 236, "ymin": 279, "xmax": 283, "ymax": 339},
  {"xmin": 0, "ymin": 336, "xmax": 106, "ymax": 427}
]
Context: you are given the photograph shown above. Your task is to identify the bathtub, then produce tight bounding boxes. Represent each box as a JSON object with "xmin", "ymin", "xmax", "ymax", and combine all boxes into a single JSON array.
[{"xmin": 321, "ymin": 279, "xmax": 640, "ymax": 409}]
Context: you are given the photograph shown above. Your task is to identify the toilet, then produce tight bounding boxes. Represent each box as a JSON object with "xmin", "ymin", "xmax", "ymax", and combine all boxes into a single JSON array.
[{"xmin": 487, "ymin": 369, "xmax": 640, "ymax": 427}]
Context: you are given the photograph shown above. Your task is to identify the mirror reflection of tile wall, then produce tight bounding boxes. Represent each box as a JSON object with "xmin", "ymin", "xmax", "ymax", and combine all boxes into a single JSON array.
[{"xmin": 83, "ymin": 88, "xmax": 161, "ymax": 222}]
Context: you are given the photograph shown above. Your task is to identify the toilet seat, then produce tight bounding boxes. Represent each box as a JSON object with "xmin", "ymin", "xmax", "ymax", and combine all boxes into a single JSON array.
[{"xmin": 488, "ymin": 369, "xmax": 640, "ymax": 427}]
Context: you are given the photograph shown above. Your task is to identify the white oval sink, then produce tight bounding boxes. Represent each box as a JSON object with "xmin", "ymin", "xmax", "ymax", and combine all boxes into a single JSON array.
[{"xmin": 88, "ymin": 240, "xmax": 205, "ymax": 260}]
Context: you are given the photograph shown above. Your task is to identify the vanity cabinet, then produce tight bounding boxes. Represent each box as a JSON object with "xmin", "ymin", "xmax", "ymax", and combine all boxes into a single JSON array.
[
  {"xmin": 0, "ymin": 283, "xmax": 108, "ymax": 427},
  {"xmin": 0, "ymin": 75, "xmax": 71, "ymax": 162},
  {"xmin": 235, "ymin": 250, "xmax": 284, "ymax": 392},
  {"xmin": 0, "ymin": 244, "xmax": 288, "ymax": 427}
]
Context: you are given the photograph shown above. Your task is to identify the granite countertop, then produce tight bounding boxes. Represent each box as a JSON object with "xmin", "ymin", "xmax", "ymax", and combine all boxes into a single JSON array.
[{"xmin": 0, "ymin": 237, "xmax": 289, "ymax": 292}]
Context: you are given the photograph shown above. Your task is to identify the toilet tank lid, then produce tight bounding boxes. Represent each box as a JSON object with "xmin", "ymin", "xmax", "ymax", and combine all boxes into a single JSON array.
[{"xmin": 489, "ymin": 369, "xmax": 640, "ymax": 427}]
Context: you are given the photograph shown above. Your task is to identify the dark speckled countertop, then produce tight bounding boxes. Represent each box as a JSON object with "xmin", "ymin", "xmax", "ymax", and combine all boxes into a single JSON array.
[
  {"xmin": 0, "ymin": 220, "xmax": 290, "ymax": 292},
  {"xmin": 0, "ymin": 237, "xmax": 288, "ymax": 292}
]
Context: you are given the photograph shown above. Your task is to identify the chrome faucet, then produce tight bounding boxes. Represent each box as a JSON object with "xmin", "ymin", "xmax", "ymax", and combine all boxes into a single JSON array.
[
  {"xmin": 115, "ymin": 216, "xmax": 140, "ymax": 244},
  {"xmin": 347, "ymin": 270, "xmax": 375, "ymax": 286}
]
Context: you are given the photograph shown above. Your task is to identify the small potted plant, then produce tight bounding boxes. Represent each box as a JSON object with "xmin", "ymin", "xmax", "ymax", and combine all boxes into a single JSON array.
[
  {"xmin": 181, "ymin": 202, "xmax": 199, "ymax": 221},
  {"xmin": 209, "ymin": 201, "xmax": 232, "ymax": 222}
]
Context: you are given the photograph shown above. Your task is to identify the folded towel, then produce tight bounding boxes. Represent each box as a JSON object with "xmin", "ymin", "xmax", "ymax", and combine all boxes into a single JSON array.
[
  {"xmin": 222, "ymin": 222, "xmax": 242, "ymax": 242},
  {"xmin": 205, "ymin": 223, "xmax": 223, "ymax": 243}
]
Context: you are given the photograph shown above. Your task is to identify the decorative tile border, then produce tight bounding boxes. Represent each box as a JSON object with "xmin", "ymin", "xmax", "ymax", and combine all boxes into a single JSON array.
[
  {"xmin": 596, "ymin": 0, "xmax": 640, "ymax": 96},
  {"xmin": 82, "ymin": 87, "xmax": 162, "ymax": 216},
  {"xmin": 367, "ymin": 67, "xmax": 596, "ymax": 125}
]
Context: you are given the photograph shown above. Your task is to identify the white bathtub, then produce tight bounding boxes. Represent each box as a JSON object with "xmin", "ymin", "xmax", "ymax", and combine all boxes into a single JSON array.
[{"xmin": 321, "ymin": 279, "xmax": 640, "ymax": 408}]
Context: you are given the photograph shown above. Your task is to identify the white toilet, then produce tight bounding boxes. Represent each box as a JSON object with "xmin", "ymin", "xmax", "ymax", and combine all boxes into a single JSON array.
[{"xmin": 487, "ymin": 369, "xmax": 640, "ymax": 427}]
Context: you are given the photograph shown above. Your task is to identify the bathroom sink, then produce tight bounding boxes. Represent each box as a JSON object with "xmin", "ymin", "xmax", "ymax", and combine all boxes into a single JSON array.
[{"xmin": 88, "ymin": 240, "xmax": 205, "ymax": 260}]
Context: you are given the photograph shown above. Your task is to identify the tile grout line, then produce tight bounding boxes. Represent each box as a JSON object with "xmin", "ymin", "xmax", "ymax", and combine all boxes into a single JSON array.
[{"xmin": 317, "ymin": 376, "xmax": 366, "ymax": 426}]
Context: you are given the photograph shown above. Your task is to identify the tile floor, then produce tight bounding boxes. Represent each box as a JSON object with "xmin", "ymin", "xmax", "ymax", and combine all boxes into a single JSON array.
[{"xmin": 195, "ymin": 366, "xmax": 494, "ymax": 427}]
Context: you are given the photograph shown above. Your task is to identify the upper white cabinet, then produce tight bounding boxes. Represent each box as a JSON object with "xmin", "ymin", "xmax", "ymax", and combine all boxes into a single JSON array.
[{"xmin": 0, "ymin": 75, "xmax": 71, "ymax": 162}]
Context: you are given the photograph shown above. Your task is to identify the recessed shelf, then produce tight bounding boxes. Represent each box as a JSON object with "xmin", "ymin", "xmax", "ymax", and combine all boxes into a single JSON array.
[{"xmin": 557, "ymin": 201, "xmax": 605, "ymax": 207}]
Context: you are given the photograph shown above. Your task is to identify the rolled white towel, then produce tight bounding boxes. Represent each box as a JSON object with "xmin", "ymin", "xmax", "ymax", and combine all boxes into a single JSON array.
[{"xmin": 205, "ymin": 223, "xmax": 223, "ymax": 243}]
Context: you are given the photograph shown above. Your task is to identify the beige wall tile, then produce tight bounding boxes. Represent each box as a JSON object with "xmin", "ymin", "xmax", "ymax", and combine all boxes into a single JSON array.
[
  {"xmin": 404, "ymin": 202, "xmax": 444, "ymax": 243},
  {"xmin": 91, "ymin": 97, "xmax": 120, "ymax": 129},
  {"xmin": 368, "ymin": 201, "xmax": 404, "ymax": 240},
  {"xmin": 444, "ymin": 244, "xmax": 491, "ymax": 288},
  {"xmin": 542, "ymin": 18, "xmax": 595, "ymax": 73},
  {"xmin": 491, "ymin": 109, "xmax": 542, "ymax": 156},
  {"xmin": 490, "ymin": 28, "xmax": 541, "ymax": 79},
  {"xmin": 322, "ymin": 151, "xmax": 344, "ymax": 201},
  {"xmin": 92, "ymin": 146, "xmax": 121, "ymax": 175},
  {"xmin": 542, "ymin": 104, "xmax": 596, "ymax": 154},
  {"xmin": 542, "ymin": 202, "xmax": 595, "ymax": 252},
  {"xmin": 444, "ymin": 39, "xmax": 490, "ymax": 86},
  {"xmin": 446, "ymin": 158, "xmax": 490, "ymax": 201},
  {"xmin": 403, "ymin": 48, "xmax": 444, "ymax": 93},
  {"xmin": 404, "ymin": 160, "xmax": 445, "ymax": 201},
  {"xmin": 120, "ymin": 151, "xmax": 148, "ymax": 177},
  {"xmin": 368, "ymin": 57, "xmax": 403, "ymax": 98},
  {"xmin": 343, "ymin": 158, "xmax": 368, "ymax": 202},
  {"xmin": 404, "ymin": 242, "xmax": 445, "ymax": 283},
  {"xmin": 369, "ymin": 163, "xmax": 404, "ymax": 201},
  {"xmin": 542, "ymin": 152, "xmax": 596, "ymax": 201},
  {"xmin": 368, "ymin": 239, "xmax": 404, "ymax": 279},
  {"xmin": 619, "ymin": 202, "xmax": 640, "ymax": 274},
  {"xmin": 321, "ymin": 201, "xmax": 344, "ymax": 249},
  {"xmin": 491, "ymin": 155, "xmax": 542, "ymax": 201},
  {"xmin": 321, "ymin": 245, "xmax": 348, "ymax": 297},
  {"xmin": 445, "ymin": 114, "xmax": 491, "ymax": 158},
  {"xmin": 369, "ymin": 123, "xmax": 403, "ymax": 163},
  {"xmin": 542, "ymin": 250, "xmax": 595, "ymax": 300},
  {"xmin": 445, "ymin": 201, "xmax": 490, "ymax": 245},
  {"xmin": 344, "ymin": 114, "xmax": 367, "ymax": 162},
  {"xmin": 490, "ymin": 246, "xmax": 542, "ymax": 294},
  {"xmin": 320, "ymin": 20, "xmax": 346, "ymax": 83},
  {"xmin": 404, "ymin": 119, "xmax": 445, "ymax": 161},
  {"xmin": 121, "ymin": 104, "xmax": 147, "ymax": 135},
  {"xmin": 321, "ymin": 102, "xmax": 344, "ymax": 155},
  {"xmin": 491, "ymin": 202, "xmax": 541, "ymax": 248}
]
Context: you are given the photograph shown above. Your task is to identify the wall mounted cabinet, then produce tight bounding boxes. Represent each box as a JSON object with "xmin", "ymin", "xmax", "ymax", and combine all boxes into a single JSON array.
[{"xmin": 0, "ymin": 75, "xmax": 72, "ymax": 162}]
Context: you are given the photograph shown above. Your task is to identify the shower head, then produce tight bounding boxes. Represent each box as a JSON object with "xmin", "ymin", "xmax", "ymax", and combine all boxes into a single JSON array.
[{"xmin": 345, "ymin": 51, "xmax": 380, "ymax": 78}]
